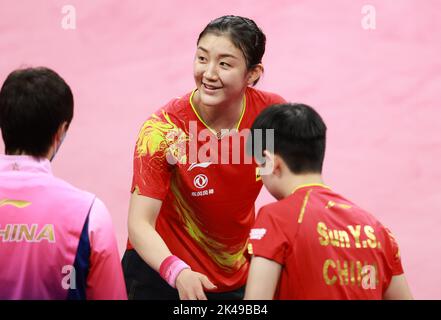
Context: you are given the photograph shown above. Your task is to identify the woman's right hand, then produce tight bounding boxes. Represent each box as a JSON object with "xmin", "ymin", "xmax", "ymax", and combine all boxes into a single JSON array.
[
  {"xmin": 175, "ymin": 269, "xmax": 217, "ymax": 300},
  {"xmin": 128, "ymin": 191, "xmax": 217, "ymax": 300}
]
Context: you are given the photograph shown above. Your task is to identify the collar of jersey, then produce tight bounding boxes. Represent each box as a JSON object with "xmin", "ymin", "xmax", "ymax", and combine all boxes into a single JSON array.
[
  {"xmin": 189, "ymin": 88, "xmax": 246, "ymax": 136},
  {"xmin": 0, "ymin": 154, "xmax": 52, "ymax": 175},
  {"xmin": 291, "ymin": 183, "xmax": 330, "ymax": 194}
]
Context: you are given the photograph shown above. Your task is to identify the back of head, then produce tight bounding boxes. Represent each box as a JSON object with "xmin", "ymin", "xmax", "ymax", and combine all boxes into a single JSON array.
[
  {"xmin": 0, "ymin": 67, "xmax": 73, "ymax": 158},
  {"xmin": 250, "ymin": 103, "xmax": 327, "ymax": 174},
  {"xmin": 198, "ymin": 15, "xmax": 266, "ymax": 85}
]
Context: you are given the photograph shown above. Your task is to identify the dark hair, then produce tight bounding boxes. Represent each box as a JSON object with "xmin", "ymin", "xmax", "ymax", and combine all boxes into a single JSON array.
[
  {"xmin": 0, "ymin": 67, "xmax": 73, "ymax": 157},
  {"xmin": 197, "ymin": 15, "xmax": 266, "ymax": 85},
  {"xmin": 249, "ymin": 103, "xmax": 327, "ymax": 174}
]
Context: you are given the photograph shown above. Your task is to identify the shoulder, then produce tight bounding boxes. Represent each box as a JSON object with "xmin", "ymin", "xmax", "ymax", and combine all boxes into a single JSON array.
[
  {"xmin": 347, "ymin": 200, "xmax": 386, "ymax": 231},
  {"xmin": 257, "ymin": 196, "xmax": 294, "ymax": 225},
  {"xmin": 258, "ymin": 188, "xmax": 325, "ymax": 225},
  {"xmin": 245, "ymin": 87, "xmax": 286, "ymax": 109},
  {"xmin": 149, "ymin": 91, "xmax": 193, "ymax": 124},
  {"xmin": 90, "ymin": 197, "xmax": 109, "ymax": 216},
  {"xmin": 329, "ymin": 189, "xmax": 389, "ymax": 233},
  {"xmin": 134, "ymin": 91, "xmax": 193, "ymax": 155},
  {"xmin": 252, "ymin": 198, "xmax": 295, "ymax": 247},
  {"xmin": 89, "ymin": 197, "xmax": 111, "ymax": 224},
  {"xmin": 50, "ymin": 176, "xmax": 95, "ymax": 204},
  {"xmin": 88, "ymin": 197, "xmax": 114, "ymax": 238}
]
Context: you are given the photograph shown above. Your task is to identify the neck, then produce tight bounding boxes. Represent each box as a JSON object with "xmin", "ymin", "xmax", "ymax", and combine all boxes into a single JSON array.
[
  {"xmin": 6, "ymin": 147, "xmax": 55, "ymax": 162},
  {"xmin": 5, "ymin": 151, "xmax": 50, "ymax": 161},
  {"xmin": 192, "ymin": 90, "xmax": 245, "ymax": 133},
  {"xmin": 280, "ymin": 173, "xmax": 324, "ymax": 198}
]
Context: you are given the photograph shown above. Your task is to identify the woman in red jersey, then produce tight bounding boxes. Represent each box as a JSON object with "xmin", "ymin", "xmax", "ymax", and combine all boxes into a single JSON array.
[{"xmin": 122, "ymin": 15, "xmax": 285, "ymax": 300}]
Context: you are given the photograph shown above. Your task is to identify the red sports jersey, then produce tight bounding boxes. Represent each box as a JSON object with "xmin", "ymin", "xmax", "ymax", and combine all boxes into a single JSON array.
[
  {"xmin": 130, "ymin": 87, "xmax": 285, "ymax": 292},
  {"xmin": 249, "ymin": 184, "xmax": 404, "ymax": 299}
]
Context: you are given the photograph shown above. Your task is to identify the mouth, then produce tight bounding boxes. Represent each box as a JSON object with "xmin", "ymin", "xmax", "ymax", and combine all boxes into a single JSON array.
[{"xmin": 202, "ymin": 83, "xmax": 222, "ymax": 92}]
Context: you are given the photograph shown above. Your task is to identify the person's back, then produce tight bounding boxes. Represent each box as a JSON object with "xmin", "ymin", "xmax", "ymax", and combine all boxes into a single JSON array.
[
  {"xmin": 0, "ymin": 67, "xmax": 127, "ymax": 299},
  {"xmin": 1, "ymin": 155, "xmax": 94, "ymax": 299},
  {"xmin": 244, "ymin": 103, "xmax": 412, "ymax": 300},
  {"xmin": 252, "ymin": 183, "xmax": 403, "ymax": 299}
]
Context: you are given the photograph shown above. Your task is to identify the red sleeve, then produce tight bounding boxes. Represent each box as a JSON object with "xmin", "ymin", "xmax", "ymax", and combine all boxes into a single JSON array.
[
  {"xmin": 268, "ymin": 92, "xmax": 287, "ymax": 105},
  {"xmin": 86, "ymin": 198, "xmax": 127, "ymax": 300},
  {"xmin": 131, "ymin": 110, "xmax": 177, "ymax": 200},
  {"xmin": 383, "ymin": 227, "xmax": 404, "ymax": 276},
  {"xmin": 249, "ymin": 206, "xmax": 289, "ymax": 265}
]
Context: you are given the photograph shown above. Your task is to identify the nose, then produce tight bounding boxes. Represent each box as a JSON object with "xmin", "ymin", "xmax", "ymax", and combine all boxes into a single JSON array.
[{"xmin": 203, "ymin": 63, "xmax": 218, "ymax": 82}]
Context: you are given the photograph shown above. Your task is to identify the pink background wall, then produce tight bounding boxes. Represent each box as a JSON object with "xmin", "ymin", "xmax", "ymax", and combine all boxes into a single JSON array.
[{"xmin": 1, "ymin": 0, "xmax": 440, "ymax": 299}]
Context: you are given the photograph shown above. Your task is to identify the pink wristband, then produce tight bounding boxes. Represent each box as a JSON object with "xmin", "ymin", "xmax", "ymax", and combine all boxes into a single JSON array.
[{"xmin": 159, "ymin": 255, "xmax": 191, "ymax": 288}]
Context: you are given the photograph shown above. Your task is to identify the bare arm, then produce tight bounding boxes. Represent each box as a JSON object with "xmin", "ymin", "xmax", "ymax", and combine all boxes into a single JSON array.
[
  {"xmin": 383, "ymin": 274, "xmax": 413, "ymax": 300},
  {"xmin": 127, "ymin": 190, "xmax": 216, "ymax": 299},
  {"xmin": 244, "ymin": 256, "xmax": 282, "ymax": 300},
  {"xmin": 127, "ymin": 190, "xmax": 171, "ymax": 271}
]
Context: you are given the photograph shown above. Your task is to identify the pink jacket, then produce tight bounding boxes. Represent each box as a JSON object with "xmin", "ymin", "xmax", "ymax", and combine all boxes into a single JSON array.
[{"xmin": 0, "ymin": 155, "xmax": 127, "ymax": 300}]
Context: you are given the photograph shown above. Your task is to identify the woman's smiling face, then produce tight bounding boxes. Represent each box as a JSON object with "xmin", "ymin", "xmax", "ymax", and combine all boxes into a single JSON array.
[{"xmin": 193, "ymin": 33, "xmax": 252, "ymax": 109}]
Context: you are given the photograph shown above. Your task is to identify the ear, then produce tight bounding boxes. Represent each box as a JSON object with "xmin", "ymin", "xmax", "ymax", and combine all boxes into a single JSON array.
[
  {"xmin": 60, "ymin": 121, "xmax": 69, "ymax": 133},
  {"xmin": 48, "ymin": 121, "xmax": 69, "ymax": 161},
  {"xmin": 259, "ymin": 149, "xmax": 275, "ymax": 176},
  {"xmin": 263, "ymin": 150, "xmax": 274, "ymax": 164},
  {"xmin": 54, "ymin": 121, "xmax": 69, "ymax": 144},
  {"xmin": 272, "ymin": 153, "xmax": 284, "ymax": 177},
  {"xmin": 247, "ymin": 64, "xmax": 264, "ymax": 86}
]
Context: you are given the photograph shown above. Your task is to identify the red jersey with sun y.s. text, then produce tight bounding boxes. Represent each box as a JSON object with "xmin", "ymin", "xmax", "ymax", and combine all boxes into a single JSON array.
[
  {"xmin": 130, "ymin": 87, "xmax": 285, "ymax": 292},
  {"xmin": 249, "ymin": 184, "xmax": 404, "ymax": 299}
]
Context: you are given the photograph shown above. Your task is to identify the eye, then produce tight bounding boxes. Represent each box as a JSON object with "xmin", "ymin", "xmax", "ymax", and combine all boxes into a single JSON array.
[
  {"xmin": 220, "ymin": 62, "xmax": 231, "ymax": 68},
  {"xmin": 198, "ymin": 56, "xmax": 207, "ymax": 62}
]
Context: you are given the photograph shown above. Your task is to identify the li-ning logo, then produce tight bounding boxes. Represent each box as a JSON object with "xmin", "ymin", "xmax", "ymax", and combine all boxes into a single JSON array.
[
  {"xmin": 188, "ymin": 162, "xmax": 212, "ymax": 171},
  {"xmin": 193, "ymin": 174, "xmax": 208, "ymax": 189},
  {"xmin": 0, "ymin": 199, "xmax": 31, "ymax": 208}
]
